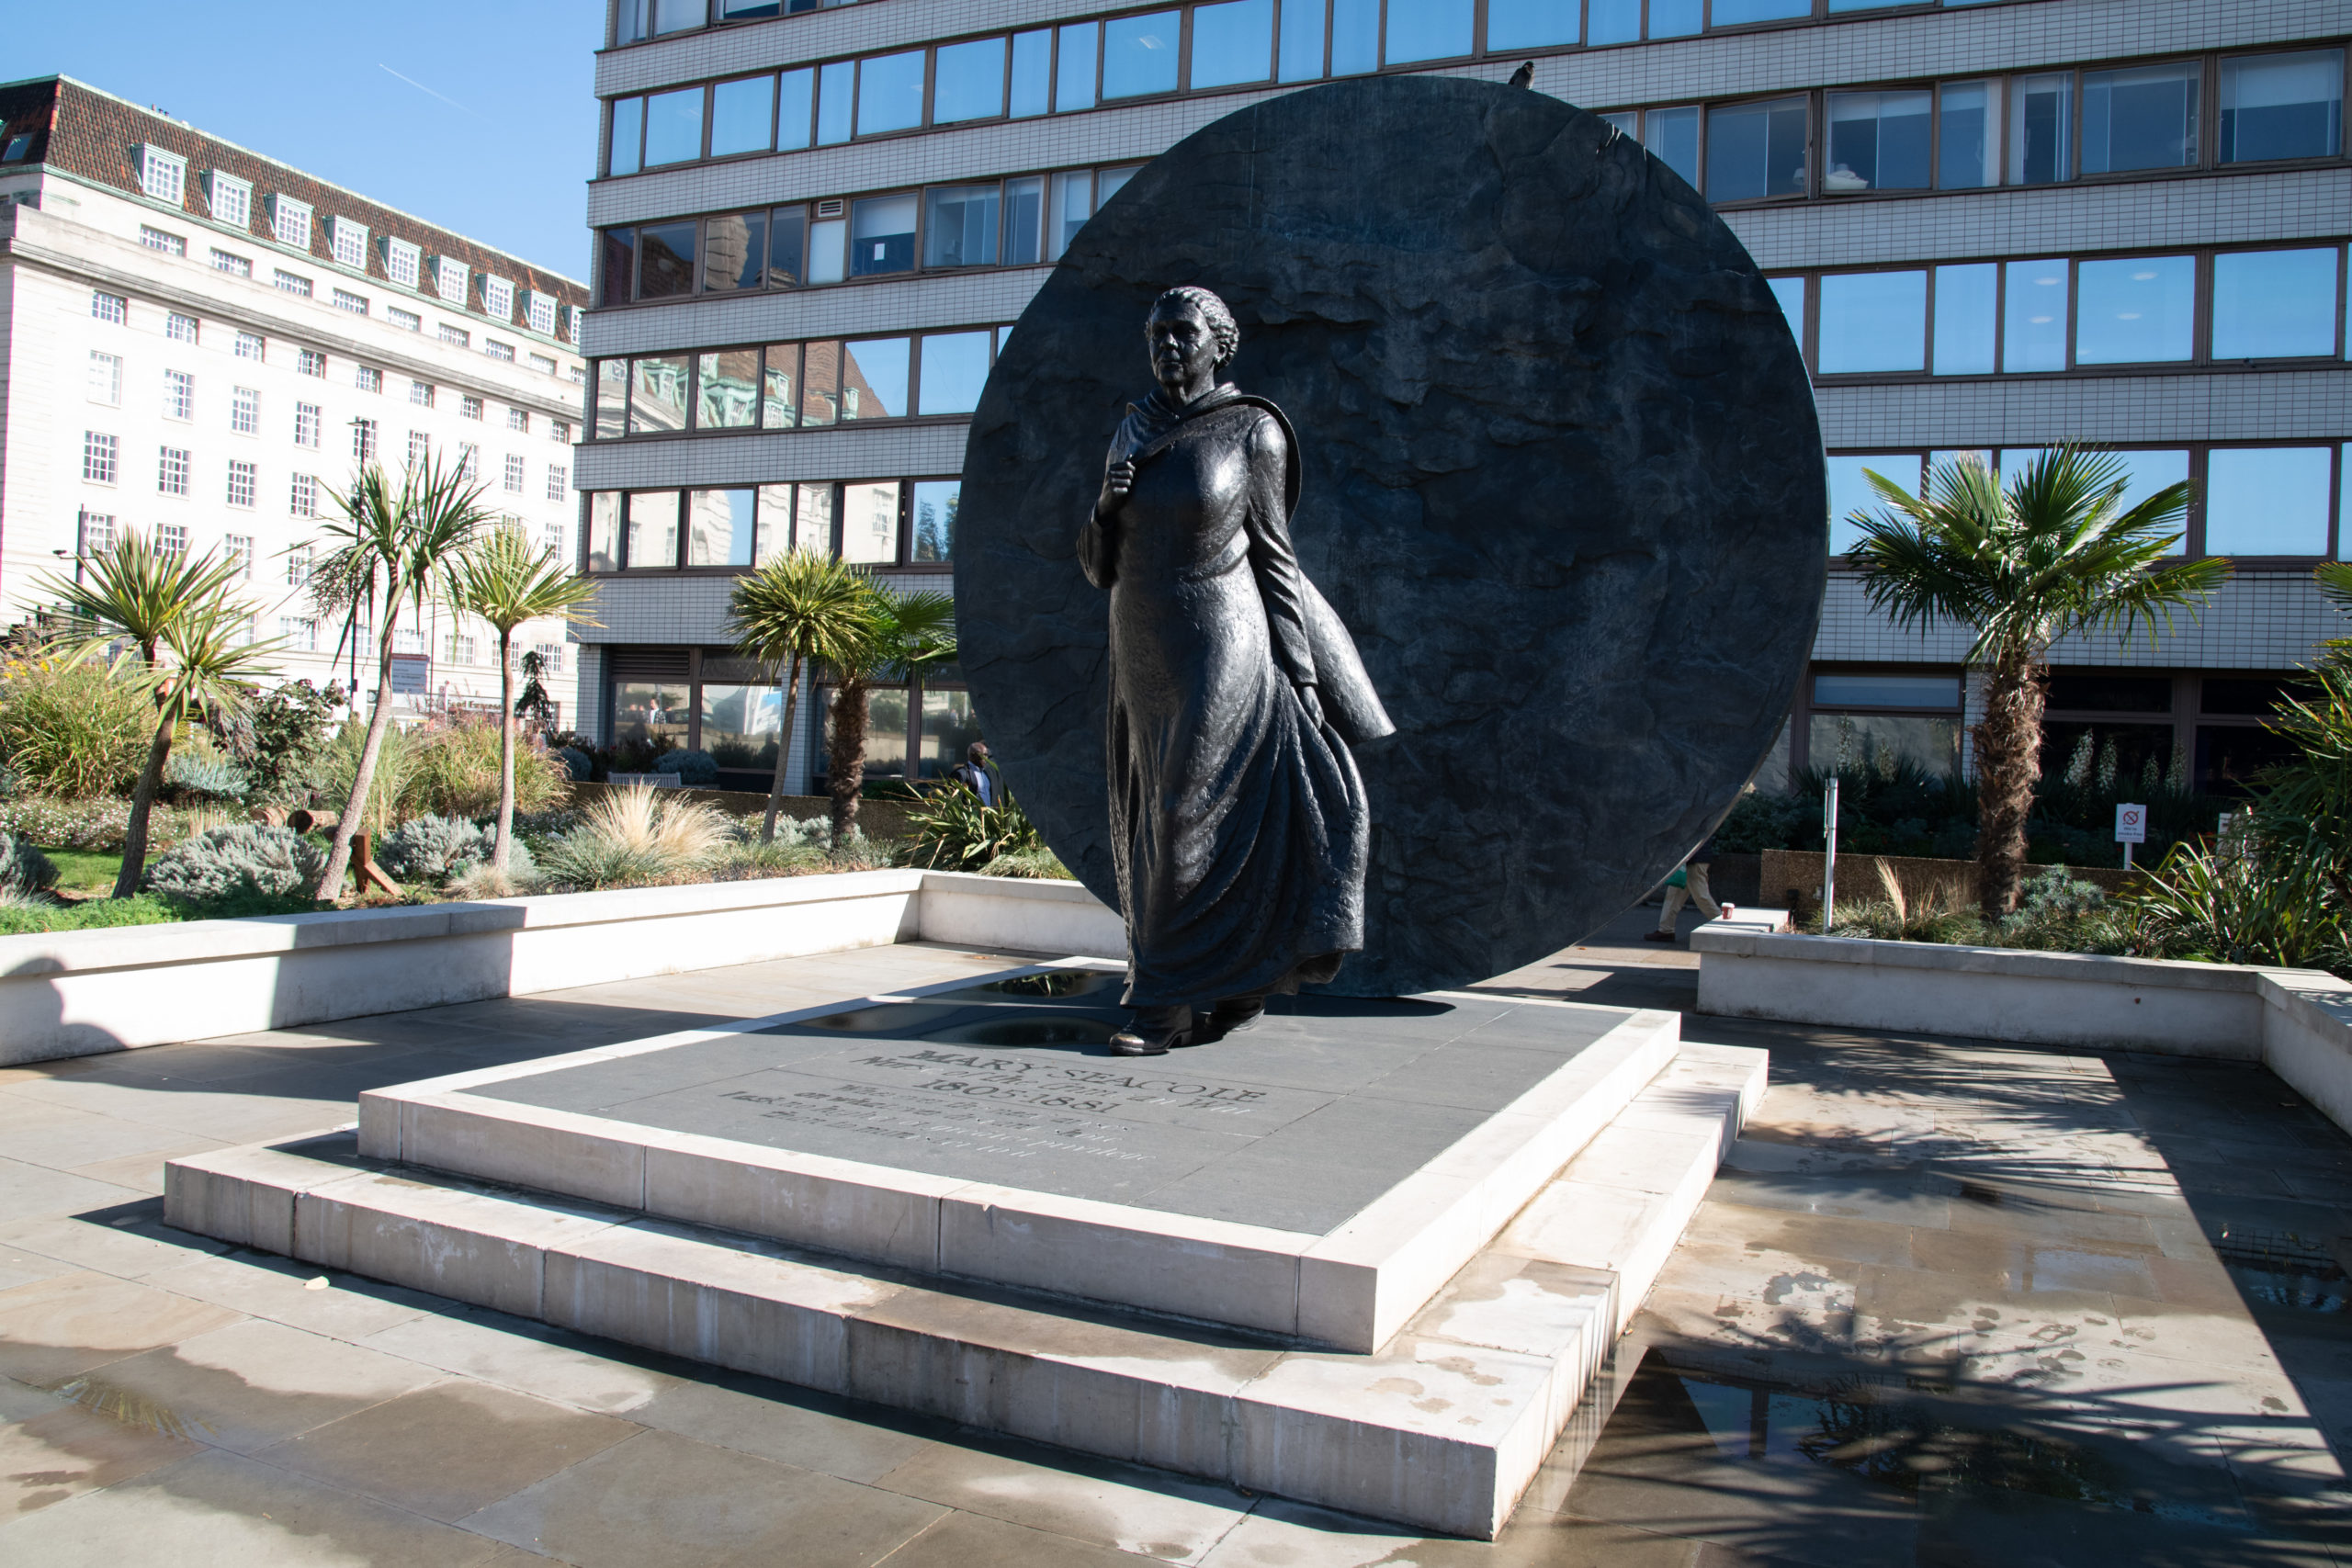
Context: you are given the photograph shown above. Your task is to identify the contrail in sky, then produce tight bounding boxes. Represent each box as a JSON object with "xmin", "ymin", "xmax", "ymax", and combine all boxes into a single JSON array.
[{"xmin": 379, "ymin": 63, "xmax": 492, "ymax": 122}]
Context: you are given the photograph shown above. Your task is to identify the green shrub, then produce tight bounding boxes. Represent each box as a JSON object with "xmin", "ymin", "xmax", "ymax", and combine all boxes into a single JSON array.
[
  {"xmin": 164, "ymin": 750, "xmax": 250, "ymax": 802},
  {"xmin": 146, "ymin": 824, "xmax": 325, "ymax": 902},
  {"xmin": 0, "ymin": 796, "xmax": 134, "ymax": 851},
  {"xmin": 243, "ymin": 680, "xmax": 342, "ymax": 806},
  {"xmin": 407, "ymin": 716, "xmax": 571, "ymax": 819},
  {"xmin": 377, "ymin": 815, "xmax": 491, "ymax": 882},
  {"xmin": 2117, "ymin": 841, "xmax": 2346, "ymax": 970},
  {"xmin": 556, "ymin": 746, "xmax": 593, "ymax": 782},
  {"xmin": 978, "ymin": 848, "xmax": 1073, "ymax": 879},
  {"xmin": 0, "ymin": 652, "xmax": 153, "ymax": 799},
  {"xmin": 0, "ymin": 834, "xmax": 59, "ymax": 896},
  {"xmin": 904, "ymin": 782, "xmax": 1047, "ymax": 872},
  {"xmin": 654, "ymin": 750, "xmax": 719, "ymax": 787},
  {"xmin": 0, "ymin": 894, "xmax": 184, "ymax": 936}
]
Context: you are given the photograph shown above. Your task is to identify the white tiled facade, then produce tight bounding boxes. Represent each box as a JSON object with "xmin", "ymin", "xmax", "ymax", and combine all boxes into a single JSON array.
[
  {"xmin": 580, "ymin": 0, "xmax": 2352, "ymax": 792},
  {"xmin": 0, "ymin": 85, "xmax": 591, "ymax": 724}
]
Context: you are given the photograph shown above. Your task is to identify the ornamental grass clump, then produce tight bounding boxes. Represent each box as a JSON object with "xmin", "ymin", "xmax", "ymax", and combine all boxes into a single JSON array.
[
  {"xmin": 407, "ymin": 715, "xmax": 570, "ymax": 821},
  {"xmin": 146, "ymin": 824, "xmax": 324, "ymax": 902},
  {"xmin": 537, "ymin": 786, "xmax": 730, "ymax": 889},
  {"xmin": 0, "ymin": 649, "xmax": 153, "ymax": 799},
  {"xmin": 904, "ymin": 780, "xmax": 1048, "ymax": 873}
]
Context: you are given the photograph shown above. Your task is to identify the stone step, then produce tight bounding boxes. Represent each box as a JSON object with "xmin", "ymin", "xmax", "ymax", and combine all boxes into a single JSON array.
[{"xmin": 165, "ymin": 1043, "xmax": 1764, "ymax": 1540}]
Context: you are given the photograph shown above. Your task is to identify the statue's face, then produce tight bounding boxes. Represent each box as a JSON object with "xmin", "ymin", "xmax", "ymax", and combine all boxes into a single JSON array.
[{"xmin": 1147, "ymin": 303, "xmax": 1219, "ymax": 391}]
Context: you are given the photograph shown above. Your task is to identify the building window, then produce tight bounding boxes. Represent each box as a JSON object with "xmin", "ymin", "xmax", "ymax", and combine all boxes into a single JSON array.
[
  {"xmin": 1808, "ymin": 671, "xmax": 1965, "ymax": 780},
  {"xmin": 290, "ymin": 349, "xmax": 322, "ymax": 379},
  {"xmin": 232, "ymin": 386, "xmax": 260, "ymax": 434},
  {"xmin": 280, "ymin": 616, "xmax": 317, "ymax": 652},
  {"xmin": 533, "ymin": 639, "xmax": 564, "ymax": 673},
  {"xmin": 333, "ymin": 288, "xmax": 368, "ymax": 314},
  {"xmin": 224, "ymin": 533, "xmax": 254, "ymax": 578},
  {"xmin": 158, "ymin": 446, "xmax": 190, "ymax": 495},
  {"xmin": 484, "ymin": 340, "xmax": 515, "ymax": 362},
  {"xmin": 2081, "ymin": 62, "xmax": 2201, "ymax": 175},
  {"xmin": 503, "ymin": 454, "xmax": 526, "ymax": 493},
  {"xmin": 566, "ymin": 307, "xmax": 584, "ymax": 343},
  {"xmin": 410, "ymin": 380, "xmax": 435, "ymax": 407},
  {"xmin": 433, "ymin": 257, "xmax": 469, "ymax": 301},
  {"xmin": 164, "ymin": 368, "xmax": 195, "ymax": 421},
  {"xmin": 407, "ymin": 431, "xmax": 430, "ymax": 468},
  {"xmin": 156, "ymin": 523, "xmax": 187, "ymax": 558},
  {"xmin": 385, "ymin": 238, "xmax": 422, "ymax": 288},
  {"xmin": 461, "ymin": 395, "xmax": 484, "ymax": 421},
  {"xmin": 529, "ymin": 352, "xmax": 558, "ymax": 375},
  {"xmin": 295, "ymin": 402, "xmax": 322, "ymax": 446},
  {"xmin": 227, "ymin": 460, "xmax": 256, "ymax": 508},
  {"xmin": 356, "ymin": 365, "xmax": 384, "ymax": 393},
  {"xmin": 550, "ymin": 419, "xmax": 571, "ymax": 444},
  {"xmin": 235, "ymin": 330, "xmax": 265, "ymax": 360},
  {"xmin": 140, "ymin": 225, "xmax": 187, "ymax": 256},
  {"xmin": 458, "ymin": 443, "xmax": 480, "ymax": 481},
  {"xmin": 394, "ymin": 626, "xmax": 425, "ymax": 655},
  {"xmin": 206, "ymin": 171, "xmax": 252, "ymax": 227},
  {"xmin": 446, "ymin": 634, "xmax": 478, "ymax": 665},
  {"xmin": 354, "ymin": 417, "xmax": 379, "ymax": 462},
  {"xmin": 2221, "ymin": 50, "xmax": 2346, "ymax": 164},
  {"xmin": 547, "ymin": 464, "xmax": 569, "ymax": 502},
  {"xmin": 439, "ymin": 323, "xmax": 470, "ymax": 348},
  {"xmin": 88, "ymin": 351, "xmax": 121, "ymax": 405},
  {"xmin": 270, "ymin": 195, "xmax": 313, "ymax": 250},
  {"xmin": 329, "ymin": 217, "xmax": 368, "ymax": 269},
  {"xmin": 526, "ymin": 292, "xmax": 558, "ymax": 336},
  {"xmin": 274, "ymin": 269, "xmax": 312, "ymax": 298},
  {"xmin": 79, "ymin": 512, "xmax": 117, "ymax": 555},
  {"xmin": 139, "ymin": 146, "xmax": 187, "ymax": 204},
  {"xmin": 290, "ymin": 473, "xmax": 319, "ymax": 517},
  {"xmin": 210, "ymin": 249, "xmax": 253, "ymax": 277},
  {"xmin": 506, "ymin": 407, "xmax": 529, "ymax": 433},
  {"xmin": 481, "ymin": 276, "xmax": 514, "ymax": 319},
  {"xmin": 84, "ymin": 431, "xmax": 119, "ymax": 484},
  {"xmin": 92, "ymin": 290, "xmax": 127, "ymax": 323},
  {"xmin": 286, "ymin": 545, "xmax": 311, "ymax": 585},
  {"xmin": 389, "ymin": 305, "xmax": 422, "ymax": 333},
  {"xmin": 165, "ymin": 310, "xmax": 198, "ymax": 344}
]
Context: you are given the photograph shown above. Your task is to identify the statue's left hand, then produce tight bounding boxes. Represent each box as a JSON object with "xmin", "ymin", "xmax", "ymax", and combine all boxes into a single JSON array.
[{"xmin": 1296, "ymin": 683, "xmax": 1324, "ymax": 728}]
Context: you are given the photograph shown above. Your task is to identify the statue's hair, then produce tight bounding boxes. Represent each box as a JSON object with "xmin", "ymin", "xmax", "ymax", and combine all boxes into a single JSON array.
[{"xmin": 1150, "ymin": 286, "xmax": 1240, "ymax": 367}]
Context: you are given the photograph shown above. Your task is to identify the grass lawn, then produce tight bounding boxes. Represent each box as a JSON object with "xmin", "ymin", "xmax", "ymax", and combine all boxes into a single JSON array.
[{"xmin": 40, "ymin": 846, "xmax": 122, "ymax": 894}]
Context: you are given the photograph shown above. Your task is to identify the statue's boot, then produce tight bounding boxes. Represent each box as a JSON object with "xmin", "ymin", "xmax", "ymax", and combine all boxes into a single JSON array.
[
  {"xmin": 1205, "ymin": 994, "xmax": 1267, "ymax": 1040},
  {"xmin": 1110, "ymin": 1003, "xmax": 1193, "ymax": 1056}
]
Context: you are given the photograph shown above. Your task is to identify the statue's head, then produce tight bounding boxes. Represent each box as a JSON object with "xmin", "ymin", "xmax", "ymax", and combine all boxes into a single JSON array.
[{"xmin": 1147, "ymin": 286, "xmax": 1238, "ymax": 394}]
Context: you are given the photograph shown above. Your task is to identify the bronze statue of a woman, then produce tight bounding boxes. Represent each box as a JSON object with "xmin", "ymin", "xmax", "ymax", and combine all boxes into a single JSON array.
[{"xmin": 1080, "ymin": 286, "xmax": 1392, "ymax": 1056}]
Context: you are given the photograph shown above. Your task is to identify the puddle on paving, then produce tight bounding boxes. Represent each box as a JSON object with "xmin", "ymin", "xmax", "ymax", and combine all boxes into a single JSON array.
[
  {"xmin": 2214, "ymin": 1225, "xmax": 2350, "ymax": 1314},
  {"xmin": 963, "ymin": 970, "xmax": 1125, "ymax": 999}
]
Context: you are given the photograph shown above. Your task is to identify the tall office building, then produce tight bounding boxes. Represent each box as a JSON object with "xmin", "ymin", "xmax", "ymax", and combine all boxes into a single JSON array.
[
  {"xmin": 579, "ymin": 0, "xmax": 2348, "ymax": 796},
  {"xmin": 0, "ymin": 77, "xmax": 593, "ymax": 723}
]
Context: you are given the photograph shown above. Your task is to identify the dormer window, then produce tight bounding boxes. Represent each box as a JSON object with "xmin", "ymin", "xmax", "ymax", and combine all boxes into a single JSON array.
[{"xmin": 139, "ymin": 145, "xmax": 187, "ymax": 204}]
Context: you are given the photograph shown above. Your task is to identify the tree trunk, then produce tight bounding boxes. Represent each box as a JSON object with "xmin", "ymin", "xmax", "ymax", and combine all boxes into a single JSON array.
[
  {"xmin": 316, "ymin": 620, "xmax": 402, "ymax": 900},
  {"xmin": 1972, "ymin": 649, "xmax": 2046, "ymax": 919},
  {"xmin": 761, "ymin": 654, "xmax": 804, "ymax": 845},
  {"xmin": 493, "ymin": 632, "xmax": 516, "ymax": 873},
  {"xmin": 828, "ymin": 678, "xmax": 868, "ymax": 847},
  {"xmin": 112, "ymin": 716, "xmax": 175, "ymax": 899}
]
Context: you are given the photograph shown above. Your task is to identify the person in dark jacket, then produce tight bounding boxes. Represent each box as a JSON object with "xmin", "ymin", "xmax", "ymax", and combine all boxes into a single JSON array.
[
  {"xmin": 1645, "ymin": 830, "xmax": 1723, "ymax": 942},
  {"xmin": 947, "ymin": 741, "xmax": 996, "ymax": 807}
]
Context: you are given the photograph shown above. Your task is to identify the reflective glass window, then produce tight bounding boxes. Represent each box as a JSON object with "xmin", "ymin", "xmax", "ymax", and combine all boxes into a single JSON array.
[
  {"xmin": 644, "ymin": 86, "xmax": 705, "ymax": 165},
  {"xmin": 1329, "ymin": 0, "xmax": 1378, "ymax": 75},
  {"xmin": 2075, "ymin": 255, "xmax": 2194, "ymax": 364},
  {"xmin": 1192, "ymin": 0, "xmax": 1274, "ymax": 86},
  {"xmin": 1705, "ymin": 98, "xmax": 1808, "ymax": 201},
  {"xmin": 588, "ymin": 492, "xmax": 620, "ymax": 571},
  {"xmin": 816, "ymin": 61, "xmax": 854, "ymax": 144},
  {"xmin": 2211, "ymin": 249, "xmax": 2340, "ymax": 359},
  {"xmin": 1587, "ymin": 0, "xmax": 1638, "ymax": 45},
  {"xmin": 2007, "ymin": 73, "xmax": 2072, "ymax": 185},
  {"xmin": 1932, "ymin": 263, "xmax": 1997, "ymax": 374},
  {"xmin": 594, "ymin": 360, "xmax": 628, "ymax": 439},
  {"xmin": 2002, "ymin": 260, "xmax": 2069, "ymax": 371},
  {"xmin": 849, "ymin": 194, "xmax": 918, "ymax": 276},
  {"xmin": 1384, "ymin": 0, "xmax": 1471, "ymax": 65},
  {"xmin": 858, "ymin": 51, "xmax": 925, "ymax": 135},
  {"xmin": 1010, "ymin": 29, "xmax": 1052, "ymax": 116},
  {"xmin": 919, "ymin": 332, "xmax": 992, "ymax": 415},
  {"xmin": 911, "ymin": 479, "xmax": 959, "ymax": 563},
  {"xmin": 2082, "ymin": 63, "xmax": 2199, "ymax": 174},
  {"xmin": 768, "ymin": 207, "xmax": 806, "ymax": 288},
  {"xmin": 1937, "ymin": 81, "xmax": 1997, "ymax": 188},
  {"xmin": 1487, "ymin": 0, "xmax": 1576, "ymax": 50},
  {"xmin": 807, "ymin": 217, "xmax": 845, "ymax": 284},
  {"xmin": 1097, "ymin": 166, "xmax": 1140, "ymax": 204},
  {"xmin": 2342, "ymin": 446, "xmax": 2352, "ymax": 561},
  {"xmin": 700, "ymin": 212, "xmax": 765, "ymax": 292},
  {"xmin": 2221, "ymin": 50, "xmax": 2345, "ymax": 163},
  {"xmin": 598, "ymin": 226, "xmax": 635, "ymax": 305},
  {"xmin": 722, "ymin": 0, "xmax": 781, "ymax": 18},
  {"xmin": 1103, "ymin": 11, "xmax": 1182, "ymax": 99},
  {"xmin": 1814, "ymin": 673, "xmax": 1961, "ymax": 708},
  {"xmin": 2111, "ymin": 450, "xmax": 2191, "ymax": 519},
  {"xmin": 924, "ymin": 186, "xmax": 1000, "ymax": 269},
  {"xmin": 1711, "ymin": 0, "xmax": 1807, "ymax": 21},
  {"xmin": 613, "ymin": 680, "xmax": 690, "ymax": 745},
  {"xmin": 920, "ymin": 688, "xmax": 982, "ymax": 778},
  {"xmin": 1826, "ymin": 90, "xmax": 1930, "ymax": 192},
  {"xmin": 607, "ymin": 97, "xmax": 642, "ymax": 176},
  {"xmin": 1050, "ymin": 170, "xmax": 1092, "ymax": 260},
  {"xmin": 801, "ymin": 341, "xmax": 840, "ymax": 426},
  {"xmin": 761, "ymin": 344, "xmax": 799, "ymax": 429},
  {"xmin": 934, "ymin": 37, "xmax": 1007, "ymax": 123},
  {"xmin": 842, "ymin": 480, "xmax": 901, "ymax": 564},
  {"xmin": 626, "ymin": 490, "xmax": 681, "ymax": 570},
  {"xmin": 1598, "ymin": 111, "xmax": 1638, "ymax": 139},
  {"xmin": 687, "ymin": 489, "xmax": 758, "ymax": 567},
  {"xmin": 638, "ymin": 220, "xmax": 695, "ymax": 298},
  {"xmin": 2205, "ymin": 447, "xmax": 2333, "ymax": 557},
  {"xmin": 1002, "ymin": 175, "xmax": 1046, "ymax": 265},
  {"xmin": 1646, "ymin": 0, "xmax": 1700, "ymax": 36},
  {"xmin": 1768, "ymin": 276, "xmax": 1805, "ymax": 344},
  {"xmin": 777, "ymin": 68, "xmax": 814, "ymax": 150},
  {"xmin": 1056, "ymin": 23, "xmax": 1098, "ymax": 110},
  {"xmin": 1644, "ymin": 107, "xmax": 1700, "ymax": 187},
  {"xmin": 1826, "ymin": 454, "xmax": 1923, "ymax": 554},
  {"xmin": 843, "ymin": 338, "xmax": 910, "ymax": 421},
  {"xmin": 755, "ymin": 485, "xmax": 796, "ymax": 563},
  {"xmin": 709, "ymin": 76, "xmax": 775, "ymax": 157},
  {"xmin": 1810, "ymin": 713, "xmax": 1962, "ymax": 778},
  {"xmin": 695, "ymin": 349, "xmax": 760, "ymax": 430},
  {"xmin": 1279, "ymin": 0, "xmax": 1325, "ymax": 80},
  {"xmin": 1818, "ymin": 272, "xmax": 1927, "ymax": 373},
  {"xmin": 794, "ymin": 482, "xmax": 835, "ymax": 554},
  {"xmin": 629, "ymin": 355, "xmax": 688, "ymax": 435},
  {"xmin": 700, "ymin": 683, "xmax": 779, "ymax": 771}
]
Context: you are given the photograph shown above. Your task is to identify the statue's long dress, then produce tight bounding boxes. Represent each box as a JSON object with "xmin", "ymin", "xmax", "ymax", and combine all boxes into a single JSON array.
[{"xmin": 1079, "ymin": 385, "xmax": 1370, "ymax": 1007}]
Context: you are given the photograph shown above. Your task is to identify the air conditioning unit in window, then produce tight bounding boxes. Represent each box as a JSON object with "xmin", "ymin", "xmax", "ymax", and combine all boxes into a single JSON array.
[{"xmin": 815, "ymin": 198, "xmax": 844, "ymax": 218}]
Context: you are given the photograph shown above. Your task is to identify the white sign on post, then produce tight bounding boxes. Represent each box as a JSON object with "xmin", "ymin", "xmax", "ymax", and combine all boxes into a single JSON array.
[{"xmin": 2115, "ymin": 802, "xmax": 2146, "ymax": 869}]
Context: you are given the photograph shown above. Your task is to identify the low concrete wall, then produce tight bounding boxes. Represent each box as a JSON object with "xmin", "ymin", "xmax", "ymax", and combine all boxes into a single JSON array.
[
  {"xmin": 0, "ymin": 871, "xmax": 1125, "ymax": 1068},
  {"xmin": 1692, "ymin": 927, "xmax": 2352, "ymax": 1134}
]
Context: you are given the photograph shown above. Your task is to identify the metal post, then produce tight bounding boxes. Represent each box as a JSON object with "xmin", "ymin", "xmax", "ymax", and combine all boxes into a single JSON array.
[{"xmin": 1822, "ymin": 775, "xmax": 1840, "ymax": 930}]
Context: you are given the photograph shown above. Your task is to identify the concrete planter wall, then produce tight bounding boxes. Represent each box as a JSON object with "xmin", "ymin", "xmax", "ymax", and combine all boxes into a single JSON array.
[
  {"xmin": 1693, "ymin": 926, "xmax": 2352, "ymax": 1135},
  {"xmin": 0, "ymin": 871, "xmax": 1124, "ymax": 1069}
]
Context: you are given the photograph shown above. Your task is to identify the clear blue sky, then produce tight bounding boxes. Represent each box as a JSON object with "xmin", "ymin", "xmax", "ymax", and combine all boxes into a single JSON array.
[{"xmin": 16, "ymin": 2, "xmax": 603, "ymax": 279}]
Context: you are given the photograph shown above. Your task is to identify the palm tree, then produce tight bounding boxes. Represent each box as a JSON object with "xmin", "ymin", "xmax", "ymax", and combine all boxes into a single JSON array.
[
  {"xmin": 726, "ymin": 551, "xmax": 877, "ymax": 843},
  {"xmin": 447, "ymin": 529, "xmax": 600, "ymax": 875},
  {"xmin": 307, "ymin": 457, "xmax": 492, "ymax": 899},
  {"xmin": 36, "ymin": 531, "xmax": 279, "ymax": 897},
  {"xmin": 825, "ymin": 587, "xmax": 956, "ymax": 844},
  {"xmin": 1849, "ymin": 446, "xmax": 2227, "ymax": 917}
]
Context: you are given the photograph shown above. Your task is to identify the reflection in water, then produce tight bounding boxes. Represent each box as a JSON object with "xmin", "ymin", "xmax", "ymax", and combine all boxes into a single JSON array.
[
  {"xmin": 972, "ymin": 969, "xmax": 1125, "ymax": 998},
  {"xmin": 2215, "ymin": 1225, "xmax": 2350, "ymax": 1314},
  {"xmin": 925, "ymin": 1016, "xmax": 1117, "ymax": 1047}
]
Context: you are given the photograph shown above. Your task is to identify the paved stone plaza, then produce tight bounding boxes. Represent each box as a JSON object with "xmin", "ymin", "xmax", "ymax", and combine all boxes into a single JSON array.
[{"xmin": 4, "ymin": 910, "xmax": 2349, "ymax": 1565}]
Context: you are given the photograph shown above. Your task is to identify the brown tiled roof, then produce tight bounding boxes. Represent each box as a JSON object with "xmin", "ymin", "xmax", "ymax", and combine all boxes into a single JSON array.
[{"xmin": 0, "ymin": 76, "xmax": 588, "ymax": 319}]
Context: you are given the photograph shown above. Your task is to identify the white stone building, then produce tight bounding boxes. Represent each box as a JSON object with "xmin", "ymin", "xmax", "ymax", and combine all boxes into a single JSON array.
[{"xmin": 0, "ymin": 76, "xmax": 593, "ymax": 727}]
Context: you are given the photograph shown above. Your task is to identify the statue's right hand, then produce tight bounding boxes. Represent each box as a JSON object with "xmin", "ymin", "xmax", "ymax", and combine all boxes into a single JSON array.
[{"xmin": 1096, "ymin": 457, "xmax": 1136, "ymax": 517}]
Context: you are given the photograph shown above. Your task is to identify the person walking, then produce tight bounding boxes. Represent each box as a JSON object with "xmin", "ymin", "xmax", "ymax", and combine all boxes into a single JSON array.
[
  {"xmin": 1645, "ymin": 830, "xmax": 1723, "ymax": 942},
  {"xmin": 947, "ymin": 740, "xmax": 997, "ymax": 807}
]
